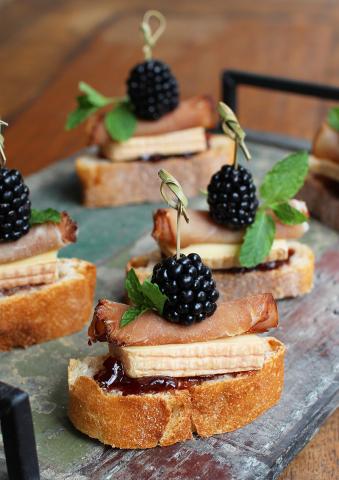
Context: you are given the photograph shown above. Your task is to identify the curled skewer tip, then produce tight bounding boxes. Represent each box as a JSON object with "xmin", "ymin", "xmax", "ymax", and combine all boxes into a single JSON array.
[
  {"xmin": 158, "ymin": 169, "xmax": 189, "ymax": 260},
  {"xmin": 140, "ymin": 10, "xmax": 167, "ymax": 60},
  {"xmin": 158, "ymin": 169, "xmax": 189, "ymax": 222},
  {"xmin": 218, "ymin": 101, "xmax": 251, "ymax": 163},
  {"xmin": 0, "ymin": 119, "xmax": 8, "ymax": 168}
]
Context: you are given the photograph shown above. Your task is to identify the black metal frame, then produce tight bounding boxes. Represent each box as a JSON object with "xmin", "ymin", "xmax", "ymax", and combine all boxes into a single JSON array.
[
  {"xmin": 0, "ymin": 382, "xmax": 40, "ymax": 480},
  {"xmin": 221, "ymin": 70, "xmax": 339, "ymax": 150}
]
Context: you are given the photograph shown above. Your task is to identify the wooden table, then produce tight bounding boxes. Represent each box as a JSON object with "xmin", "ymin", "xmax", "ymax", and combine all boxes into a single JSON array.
[{"xmin": 0, "ymin": 1, "xmax": 338, "ymax": 478}]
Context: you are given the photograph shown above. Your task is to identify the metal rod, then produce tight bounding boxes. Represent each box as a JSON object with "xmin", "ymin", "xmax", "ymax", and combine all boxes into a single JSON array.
[{"xmin": 222, "ymin": 70, "xmax": 339, "ymax": 115}]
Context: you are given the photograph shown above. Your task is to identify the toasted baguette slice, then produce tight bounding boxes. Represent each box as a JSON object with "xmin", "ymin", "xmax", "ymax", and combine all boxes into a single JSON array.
[
  {"xmin": 68, "ymin": 338, "xmax": 284, "ymax": 449},
  {"xmin": 0, "ymin": 259, "xmax": 96, "ymax": 350},
  {"xmin": 298, "ymin": 172, "xmax": 339, "ymax": 231},
  {"xmin": 76, "ymin": 135, "xmax": 234, "ymax": 207},
  {"xmin": 127, "ymin": 241, "xmax": 314, "ymax": 301}
]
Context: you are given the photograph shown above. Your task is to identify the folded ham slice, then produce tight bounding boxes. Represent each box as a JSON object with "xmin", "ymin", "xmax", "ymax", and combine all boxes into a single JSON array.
[
  {"xmin": 153, "ymin": 205, "xmax": 309, "ymax": 248},
  {"xmin": 313, "ymin": 122, "xmax": 339, "ymax": 164},
  {"xmin": 0, "ymin": 212, "xmax": 77, "ymax": 265},
  {"xmin": 89, "ymin": 294, "xmax": 278, "ymax": 347},
  {"xmin": 87, "ymin": 96, "xmax": 216, "ymax": 146}
]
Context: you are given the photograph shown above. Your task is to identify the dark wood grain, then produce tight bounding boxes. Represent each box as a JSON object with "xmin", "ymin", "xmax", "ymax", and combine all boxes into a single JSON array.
[{"xmin": 0, "ymin": 1, "xmax": 338, "ymax": 478}]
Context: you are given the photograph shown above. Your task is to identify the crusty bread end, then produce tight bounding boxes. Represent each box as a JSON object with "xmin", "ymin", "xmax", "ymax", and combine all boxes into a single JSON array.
[
  {"xmin": 127, "ymin": 241, "xmax": 314, "ymax": 301},
  {"xmin": 298, "ymin": 172, "xmax": 339, "ymax": 231},
  {"xmin": 76, "ymin": 135, "xmax": 234, "ymax": 207},
  {"xmin": 68, "ymin": 338, "xmax": 284, "ymax": 449},
  {"xmin": 0, "ymin": 258, "xmax": 96, "ymax": 350}
]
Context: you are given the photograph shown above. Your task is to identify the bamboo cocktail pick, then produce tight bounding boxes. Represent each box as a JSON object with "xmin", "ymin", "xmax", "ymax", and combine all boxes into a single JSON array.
[
  {"xmin": 158, "ymin": 169, "xmax": 189, "ymax": 259},
  {"xmin": 218, "ymin": 102, "xmax": 251, "ymax": 168},
  {"xmin": 140, "ymin": 10, "xmax": 167, "ymax": 60},
  {"xmin": 0, "ymin": 120, "xmax": 8, "ymax": 168}
]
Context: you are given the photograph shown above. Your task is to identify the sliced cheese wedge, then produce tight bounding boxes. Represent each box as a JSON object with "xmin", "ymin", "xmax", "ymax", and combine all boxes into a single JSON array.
[
  {"xmin": 110, "ymin": 334, "xmax": 272, "ymax": 378},
  {"xmin": 309, "ymin": 155, "xmax": 339, "ymax": 182},
  {"xmin": 0, "ymin": 250, "xmax": 58, "ymax": 289},
  {"xmin": 103, "ymin": 127, "xmax": 208, "ymax": 162},
  {"xmin": 161, "ymin": 239, "xmax": 289, "ymax": 270}
]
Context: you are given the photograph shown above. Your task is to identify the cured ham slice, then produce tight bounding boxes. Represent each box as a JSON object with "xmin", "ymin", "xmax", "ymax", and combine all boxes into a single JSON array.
[
  {"xmin": 0, "ymin": 212, "xmax": 77, "ymax": 264},
  {"xmin": 153, "ymin": 205, "xmax": 309, "ymax": 248},
  {"xmin": 89, "ymin": 294, "xmax": 278, "ymax": 347},
  {"xmin": 87, "ymin": 96, "xmax": 216, "ymax": 146}
]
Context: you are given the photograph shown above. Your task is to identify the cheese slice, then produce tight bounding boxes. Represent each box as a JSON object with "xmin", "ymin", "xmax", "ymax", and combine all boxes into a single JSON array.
[
  {"xmin": 110, "ymin": 334, "xmax": 272, "ymax": 378},
  {"xmin": 161, "ymin": 239, "xmax": 289, "ymax": 270},
  {"xmin": 309, "ymin": 155, "xmax": 339, "ymax": 182},
  {"xmin": 0, "ymin": 250, "xmax": 58, "ymax": 276},
  {"xmin": 0, "ymin": 250, "xmax": 59, "ymax": 289},
  {"xmin": 103, "ymin": 127, "xmax": 208, "ymax": 162}
]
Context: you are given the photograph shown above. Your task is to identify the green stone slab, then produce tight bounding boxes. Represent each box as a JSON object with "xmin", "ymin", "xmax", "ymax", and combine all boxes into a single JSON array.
[{"xmin": 0, "ymin": 141, "xmax": 338, "ymax": 480}]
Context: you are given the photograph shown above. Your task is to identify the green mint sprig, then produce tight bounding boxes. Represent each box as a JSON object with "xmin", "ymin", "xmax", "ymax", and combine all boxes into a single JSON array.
[
  {"xmin": 120, "ymin": 268, "xmax": 168, "ymax": 327},
  {"xmin": 239, "ymin": 151, "xmax": 309, "ymax": 268},
  {"xmin": 65, "ymin": 81, "xmax": 137, "ymax": 142},
  {"xmin": 30, "ymin": 208, "xmax": 62, "ymax": 226},
  {"xmin": 327, "ymin": 106, "xmax": 339, "ymax": 131}
]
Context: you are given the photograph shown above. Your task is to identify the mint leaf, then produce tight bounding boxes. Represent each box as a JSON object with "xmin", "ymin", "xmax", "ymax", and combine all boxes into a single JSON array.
[
  {"xmin": 120, "ymin": 306, "xmax": 149, "ymax": 327},
  {"xmin": 30, "ymin": 208, "xmax": 61, "ymax": 226},
  {"xmin": 79, "ymin": 82, "xmax": 113, "ymax": 108},
  {"xmin": 141, "ymin": 279, "xmax": 168, "ymax": 315},
  {"xmin": 65, "ymin": 83, "xmax": 114, "ymax": 130},
  {"xmin": 125, "ymin": 268, "xmax": 145, "ymax": 306},
  {"xmin": 239, "ymin": 211, "xmax": 276, "ymax": 268},
  {"xmin": 273, "ymin": 203, "xmax": 308, "ymax": 225},
  {"xmin": 121, "ymin": 269, "xmax": 169, "ymax": 328},
  {"xmin": 65, "ymin": 104, "xmax": 97, "ymax": 130},
  {"xmin": 105, "ymin": 103, "xmax": 137, "ymax": 142},
  {"xmin": 260, "ymin": 152, "xmax": 309, "ymax": 205},
  {"xmin": 328, "ymin": 107, "xmax": 339, "ymax": 131}
]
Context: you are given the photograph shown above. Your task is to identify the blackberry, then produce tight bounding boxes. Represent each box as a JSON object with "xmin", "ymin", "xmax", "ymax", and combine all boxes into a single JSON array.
[
  {"xmin": 207, "ymin": 164, "xmax": 259, "ymax": 229},
  {"xmin": 126, "ymin": 60, "xmax": 179, "ymax": 120},
  {"xmin": 151, "ymin": 253, "xmax": 219, "ymax": 326},
  {"xmin": 0, "ymin": 168, "xmax": 31, "ymax": 242}
]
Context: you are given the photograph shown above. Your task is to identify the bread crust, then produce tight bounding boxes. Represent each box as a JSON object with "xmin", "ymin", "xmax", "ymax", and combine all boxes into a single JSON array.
[
  {"xmin": 68, "ymin": 338, "xmax": 284, "ymax": 449},
  {"xmin": 0, "ymin": 259, "xmax": 96, "ymax": 350},
  {"xmin": 127, "ymin": 241, "xmax": 314, "ymax": 301},
  {"xmin": 76, "ymin": 135, "xmax": 234, "ymax": 207},
  {"xmin": 298, "ymin": 172, "xmax": 339, "ymax": 231}
]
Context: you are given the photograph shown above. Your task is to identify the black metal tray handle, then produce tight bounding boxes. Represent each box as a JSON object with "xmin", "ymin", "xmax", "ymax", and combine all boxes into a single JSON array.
[
  {"xmin": 0, "ymin": 382, "xmax": 40, "ymax": 480},
  {"xmin": 221, "ymin": 70, "xmax": 339, "ymax": 151},
  {"xmin": 222, "ymin": 69, "xmax": 339, "ymax": 113}
]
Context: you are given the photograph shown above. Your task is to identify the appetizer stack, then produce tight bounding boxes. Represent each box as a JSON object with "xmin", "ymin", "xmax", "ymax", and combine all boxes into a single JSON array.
[
  {"xmin": 66, "ymin": 11, "xmax": 233, "ymax": 207},
  {"xmin": 0, "ymin": 121, "xmax": 96, "ymax": 350},
  {"xmin": 299, "ymin": 106, "xmax": 339, "ymax": 231},
  {"xmin": 68, "ymin": 170, "xmax": 285, "ymax": 449},
  {"xmin": 128, "ymin": 103, "xmax": 314, "ymax": 301}
]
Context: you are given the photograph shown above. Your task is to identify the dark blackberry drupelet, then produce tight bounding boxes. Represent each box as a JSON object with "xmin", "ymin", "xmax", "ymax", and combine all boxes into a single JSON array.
[
  {"xmin": 126, "ymin": 60, "xmax": 179, "ymax": 120},
  {"xmin": 0, "ymin": 168, "xmax": 31, "ymax": 242},
  {"xmin": 151, "ymin": 253, "xmax": 219, "ymax": 326},
  {"xmin": 207, "ymin": 164, "xmax": 259, "ymax": 230}
]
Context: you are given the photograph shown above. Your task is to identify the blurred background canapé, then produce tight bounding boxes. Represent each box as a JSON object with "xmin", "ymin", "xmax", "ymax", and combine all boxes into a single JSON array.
[
  {"xmin": 1, "ymin": 0, "xmax": 339, "ymax": 174},
  {"xmin": 0, "ymin": 2, "xmax": 338, "ymax": 479}
]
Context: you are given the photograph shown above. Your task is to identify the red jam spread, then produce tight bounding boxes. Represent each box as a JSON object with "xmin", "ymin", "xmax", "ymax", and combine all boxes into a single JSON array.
[
  {"xmin": 222, "ymin": 249, "xmax": 295, "ymax": 274},
  {"xmin": 94, "ymin": 356, "xmax": 229, "ymax": 396},
  {"xmin": 138, "ymin": 152, "xmax": 195, "ymax": 162}
]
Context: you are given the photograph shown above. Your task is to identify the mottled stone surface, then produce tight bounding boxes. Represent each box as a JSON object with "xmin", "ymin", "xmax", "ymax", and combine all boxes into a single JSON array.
[{"xmin": 0, "ymin": 142, "xmax": 338, "ymax": 480}]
